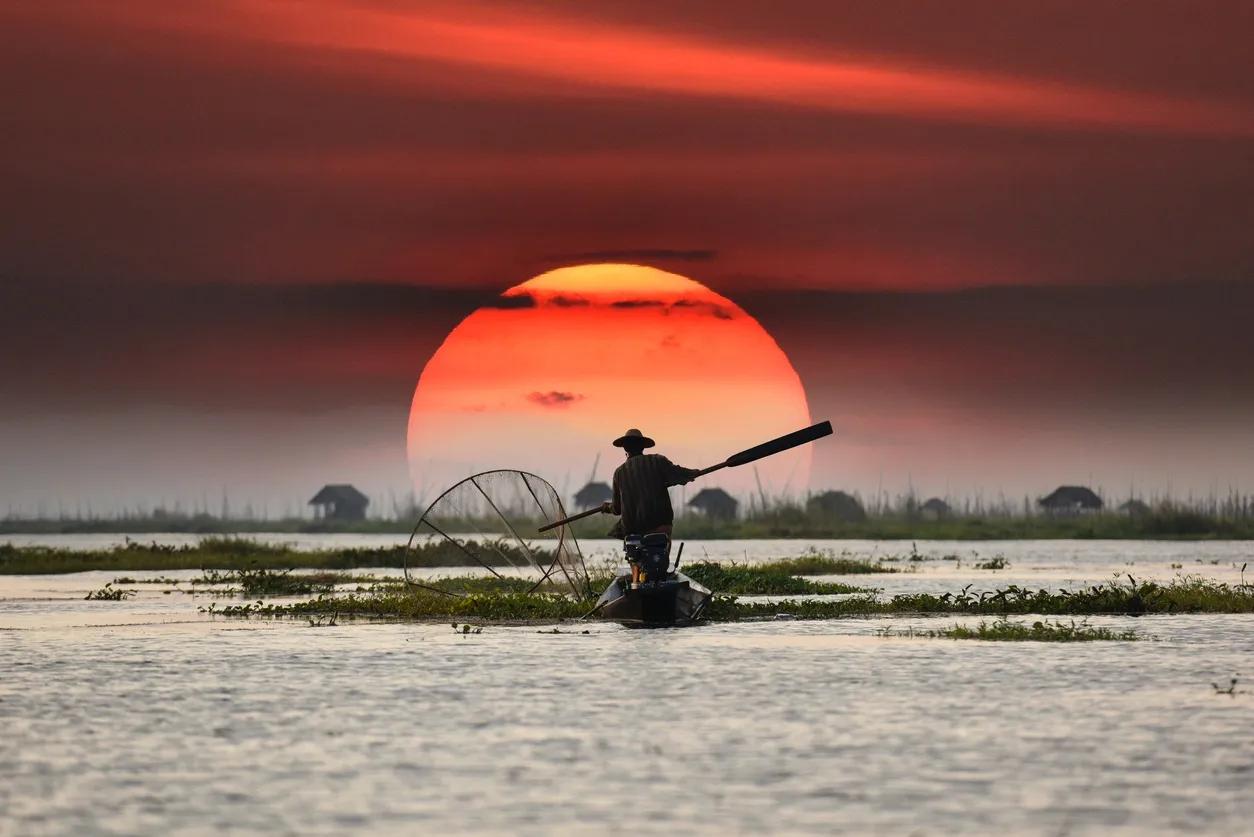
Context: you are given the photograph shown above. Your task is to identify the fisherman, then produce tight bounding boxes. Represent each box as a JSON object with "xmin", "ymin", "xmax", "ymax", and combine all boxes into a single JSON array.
[{"xmin": 601, "ymin": 428, "xmax": 700, "ymax": 584}]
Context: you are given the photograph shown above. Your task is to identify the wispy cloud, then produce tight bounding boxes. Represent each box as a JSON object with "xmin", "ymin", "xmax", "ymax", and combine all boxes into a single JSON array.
[
  {"xmin": 610, "ymin": 299, "xmax": 667, "ymax": 309},
  {"xmin": 90, "ymin": 0, "xmax": 1254, "ymax": 137},
  {"xmin": 526, "ymin": 391, "xmax": 585, "ymax": 408}
]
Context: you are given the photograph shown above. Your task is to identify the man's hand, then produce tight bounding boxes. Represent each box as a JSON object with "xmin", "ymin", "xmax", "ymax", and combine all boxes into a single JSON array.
[{"xmin": 600, "ymin": 501, "xmax": 613, "ymax": 513}]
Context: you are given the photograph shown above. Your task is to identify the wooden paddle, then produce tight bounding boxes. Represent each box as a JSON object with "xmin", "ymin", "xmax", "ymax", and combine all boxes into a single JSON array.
[{"xmin": 537, "ymin": 420, "xmax": 833, "ymax": 532}]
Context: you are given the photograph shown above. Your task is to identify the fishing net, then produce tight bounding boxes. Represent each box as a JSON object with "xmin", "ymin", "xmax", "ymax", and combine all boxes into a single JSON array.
[{"xmin": 405, "ymin": 470, "xmax": 590, "ymax": 597}]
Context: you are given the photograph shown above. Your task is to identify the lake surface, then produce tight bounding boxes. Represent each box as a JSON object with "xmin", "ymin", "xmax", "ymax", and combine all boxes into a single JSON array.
[{"xmin": 2, "ymin": 538, "xmax": 1252, "ymax": 835}]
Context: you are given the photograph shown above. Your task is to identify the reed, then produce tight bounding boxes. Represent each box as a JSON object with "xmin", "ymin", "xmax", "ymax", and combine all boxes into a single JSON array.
[{"xmin": 7, "ymin": 490, "xmax": 1254, "ymax": 539}]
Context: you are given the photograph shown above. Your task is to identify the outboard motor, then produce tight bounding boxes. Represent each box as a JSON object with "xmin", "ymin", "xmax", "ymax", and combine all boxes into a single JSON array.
[{"xmin": 623, "ymin": 532, "xmax": 671, "ymax": 584}]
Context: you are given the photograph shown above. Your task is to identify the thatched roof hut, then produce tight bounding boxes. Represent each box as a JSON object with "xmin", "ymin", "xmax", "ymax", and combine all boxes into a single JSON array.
[
  {"xmin": 309, "ymin": 484, "xmax": 369, "ymax": 521},
  {"xmin": 687, "ymin": 488, "xmax": 739, "ymax": 520},
  {"xmin": 1038, "ymin": 486, "xmax": 1103, "ymax": 514},
  {"xmin": 920, "ymin": 497, "xmax": 951, "ymax": 519},
  {"xmin": 806, "ymin": 490, "xmax": 867, "ymax": 523}
]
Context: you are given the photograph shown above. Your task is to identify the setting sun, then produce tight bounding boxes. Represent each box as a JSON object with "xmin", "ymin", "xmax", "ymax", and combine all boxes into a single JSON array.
[{"xmin": 407, "ymin": 264, "xmax": 812, "ymax": 501}]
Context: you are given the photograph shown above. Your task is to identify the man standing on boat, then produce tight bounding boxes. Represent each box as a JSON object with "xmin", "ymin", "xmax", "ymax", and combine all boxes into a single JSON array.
[{"xmin": 601, "ymin": 428, "xmax": 700, "ymax": 544}]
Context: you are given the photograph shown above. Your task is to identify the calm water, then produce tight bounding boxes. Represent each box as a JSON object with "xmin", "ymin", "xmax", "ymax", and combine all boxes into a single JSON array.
[{"xmin": 2, "ymin": 538, "xmax": 1252, "ymax": 835}]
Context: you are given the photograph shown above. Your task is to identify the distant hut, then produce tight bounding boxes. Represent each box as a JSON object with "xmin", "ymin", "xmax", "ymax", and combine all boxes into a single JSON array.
[
  {"xmin": 806, "ymin": 490, "xmax": 867, "ymax": 523},
  {"xmin": 309, "ymin": 484, "xmax": 369, "ymax": 521},
  {"xmin": 920, "ymin": 497, "xmax": 951, "ymax": 521},
  {"xmin": 1118, "ymin": 498, "xmax": 1151, "ymax": 517},
  {"xmin": 573, "ymin": 481, "xmax": 613, "ymax": 510},
  {"xmin": 1038, "ymin": 486, "xmax": 1103, "ymax": 515},
  {"xmin": 687, "ymin": 488, "xmax": 739, "ymax": 521}
]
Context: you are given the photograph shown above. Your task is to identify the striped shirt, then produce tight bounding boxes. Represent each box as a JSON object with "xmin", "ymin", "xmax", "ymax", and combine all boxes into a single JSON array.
[{"xmin": 610, "ymin": 453, "xmax": 701, "ymax": 535}]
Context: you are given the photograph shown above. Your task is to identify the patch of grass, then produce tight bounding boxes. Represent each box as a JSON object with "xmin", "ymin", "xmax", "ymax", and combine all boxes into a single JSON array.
[
  {"xmin": 879, "ymin": 618, "xmax": 1140, "ymax": 641},
  {"xmin": 0, "ymin": 537, "xmax": 550, "ymax": 575},
  {"xmin": 974, "ymin": 556, "xmax": 1009, "ymax": 570},
  {"xmin": 204, "ymin": 589, "xmax": 591, "ymax": 623},
  {"xmin": 681, "ymin": 561, "xmax": 868, "ymax": 595},
  {"xmin": 760, "ymin": 550, "xmax": 897, "ymax": 575},
  {"xmin": 84, "ymin": 583, "xmax": 134, "ymax": 601},
  {"xmin": 195, "ymin": 573, "xmax": 1254, "ymax": 625},
  {"xmin": 195, "ymin": 567, "xmax": 338, "ymax": 597},
  {"xmin": 885, "ymin": 574, "xmax": 1254, "ymax": 616},
  {"xmin": 113, "ymin": 576, "xmax": 183, "ymax": 585},
  {"xmin": 707, "ymin": 576, "xmax": 1254, "ymax": 621}
]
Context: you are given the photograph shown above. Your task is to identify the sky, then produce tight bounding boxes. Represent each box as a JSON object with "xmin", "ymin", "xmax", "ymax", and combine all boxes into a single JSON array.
[{"xmin": 2, "ymin": 1, "xmax": 1253, "ymax": 515}]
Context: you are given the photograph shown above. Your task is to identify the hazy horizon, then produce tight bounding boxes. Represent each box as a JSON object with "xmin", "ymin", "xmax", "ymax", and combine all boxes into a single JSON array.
[{"xmin": 4, "ymin": 280, "xmax": 1253, "ymax": 517}]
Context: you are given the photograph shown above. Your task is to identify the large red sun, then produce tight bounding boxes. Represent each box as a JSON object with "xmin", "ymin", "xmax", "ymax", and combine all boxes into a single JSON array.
[{"xmin": 407, "ymin": 264, "xmax": 812, "ymax": 505}]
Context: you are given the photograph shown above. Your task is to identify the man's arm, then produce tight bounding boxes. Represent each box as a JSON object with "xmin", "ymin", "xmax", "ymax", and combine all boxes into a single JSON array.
[{"xmin": 662, "ymin": 457, "xmax": 701, "ymax": 487}]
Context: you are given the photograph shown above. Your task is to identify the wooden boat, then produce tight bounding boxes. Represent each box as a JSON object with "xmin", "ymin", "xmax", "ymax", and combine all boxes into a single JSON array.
[
  {"xmin": 595, "ymin": 571, "xmax": 712, "ymax": 627},
  {"xmin": 594, "ymin": 533, "xmax": 711, "ymax": 627}
]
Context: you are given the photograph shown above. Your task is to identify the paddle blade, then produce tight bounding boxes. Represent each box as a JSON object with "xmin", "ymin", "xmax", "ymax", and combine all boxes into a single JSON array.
[{"xmin": 723, "ymin": 421, "xmax": 833, "ymax": 468}]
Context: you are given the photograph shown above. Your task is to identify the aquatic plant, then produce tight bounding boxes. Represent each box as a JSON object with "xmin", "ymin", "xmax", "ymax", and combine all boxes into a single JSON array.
[
  {"xmin": 763, "ymin": 550, "xmax": 897, "ymax": 575},
  {"xmin": 198, "ymin": 573, "xmax": 1254, "ymax": 625},
  {"xmin": 0, "ymin": 537, "xmax": 552, "ymax": 575},
  {"xmin": 974, "ymin": 556, "xmax": 1009, "ymax": 570},
  {"xmin": 207, "ymin": 589, "xmax": 591, "ymax": 622},
  {"xmin": 681, "ymin": 561, "xmax": 869, "ymax": 595},
  {"xmin": 195, "ymin": 568, "xmax": 338, "ymax": 597},
  {"xmin": 1211, "ymin": 677, "xmax": 1240, "ymax": 695},
  {"xmin": 706, "ymin": 576, "xmax": 1254, "ymax": 622},
  {"xmin": 877, "ymin": 618, "xmax": 1140, "ymax": 641},
  {"xmin": 113, "ymin": 576, "xmax": 182, "ymax": 585},
  {"xmin": 84, "ymin": 583, "xmax": 134, "ymax": 601}
]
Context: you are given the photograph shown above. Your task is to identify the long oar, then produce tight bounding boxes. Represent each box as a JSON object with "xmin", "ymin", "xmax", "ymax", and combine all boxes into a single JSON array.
[{"xmin": 538, "ymin": 420, "xmax": 833, "ymax": 532}]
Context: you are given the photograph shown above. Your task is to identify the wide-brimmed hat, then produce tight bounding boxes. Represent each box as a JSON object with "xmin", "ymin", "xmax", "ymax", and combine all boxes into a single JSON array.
[{"xmin": 612, "ymin": 428, "xmax": 655, "ymax": 449}]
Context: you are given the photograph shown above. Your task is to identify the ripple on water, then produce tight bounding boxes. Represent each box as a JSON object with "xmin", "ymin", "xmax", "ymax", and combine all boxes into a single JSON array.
[{"xmin": 2, "ymin": 541, "xmax": 1254, "ymax": 834}]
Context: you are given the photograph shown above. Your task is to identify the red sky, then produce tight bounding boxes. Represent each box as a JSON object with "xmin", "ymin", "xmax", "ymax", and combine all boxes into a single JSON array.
[{"xmin": 2, "ymin": 1, "xmax": 1253, "ymax": 513}]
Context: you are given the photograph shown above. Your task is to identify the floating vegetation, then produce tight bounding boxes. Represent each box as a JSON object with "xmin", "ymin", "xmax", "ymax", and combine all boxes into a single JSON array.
[
  {"xmin": 195, "ymin": 568, "xmax": 338, "ymax": 597},
  {"xmin": 707, "ymin": 576, "xmax": 1254, "ymax": 622},
  {"xmin": 196, "ymin": 573, "xmax": 1254, "ymax": 625},
  {"xmin": 764, "ymin": 550, "xmax": 897, "ymax": 575},
  {"xmin": 878, "ymin": 618, "xmax": 1140, "ymax": 642},
  {"xmin": 680, "ymin": 561, "xmax": 870, "ymax": 595},
  {"xmin": 84, "ymin": 583, "xmax": 134, "ymax": 601},
  {"xmin": 205, "ymin": 590, "xmax": 590, "ymax": 623},
  {"xmin": 1211, "ymin": 678, "xmax": 1242, "ymax": 696},
  {"xmin": 974, "ymin": 556, "xmax": 1009, "ymax": 570},
  {"xmin": 0, "ymin": 537, "xmax": 549, "ymax": 575},
  {"xmin": 113, "ymin": 576, "xmax": 184, "ymax": 585}
]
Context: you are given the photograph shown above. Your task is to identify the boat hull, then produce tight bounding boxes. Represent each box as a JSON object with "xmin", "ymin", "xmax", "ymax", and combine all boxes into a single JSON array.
[{"xmin": 595, "ymin": 572, "xmax": 712, "ymax": 628}]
